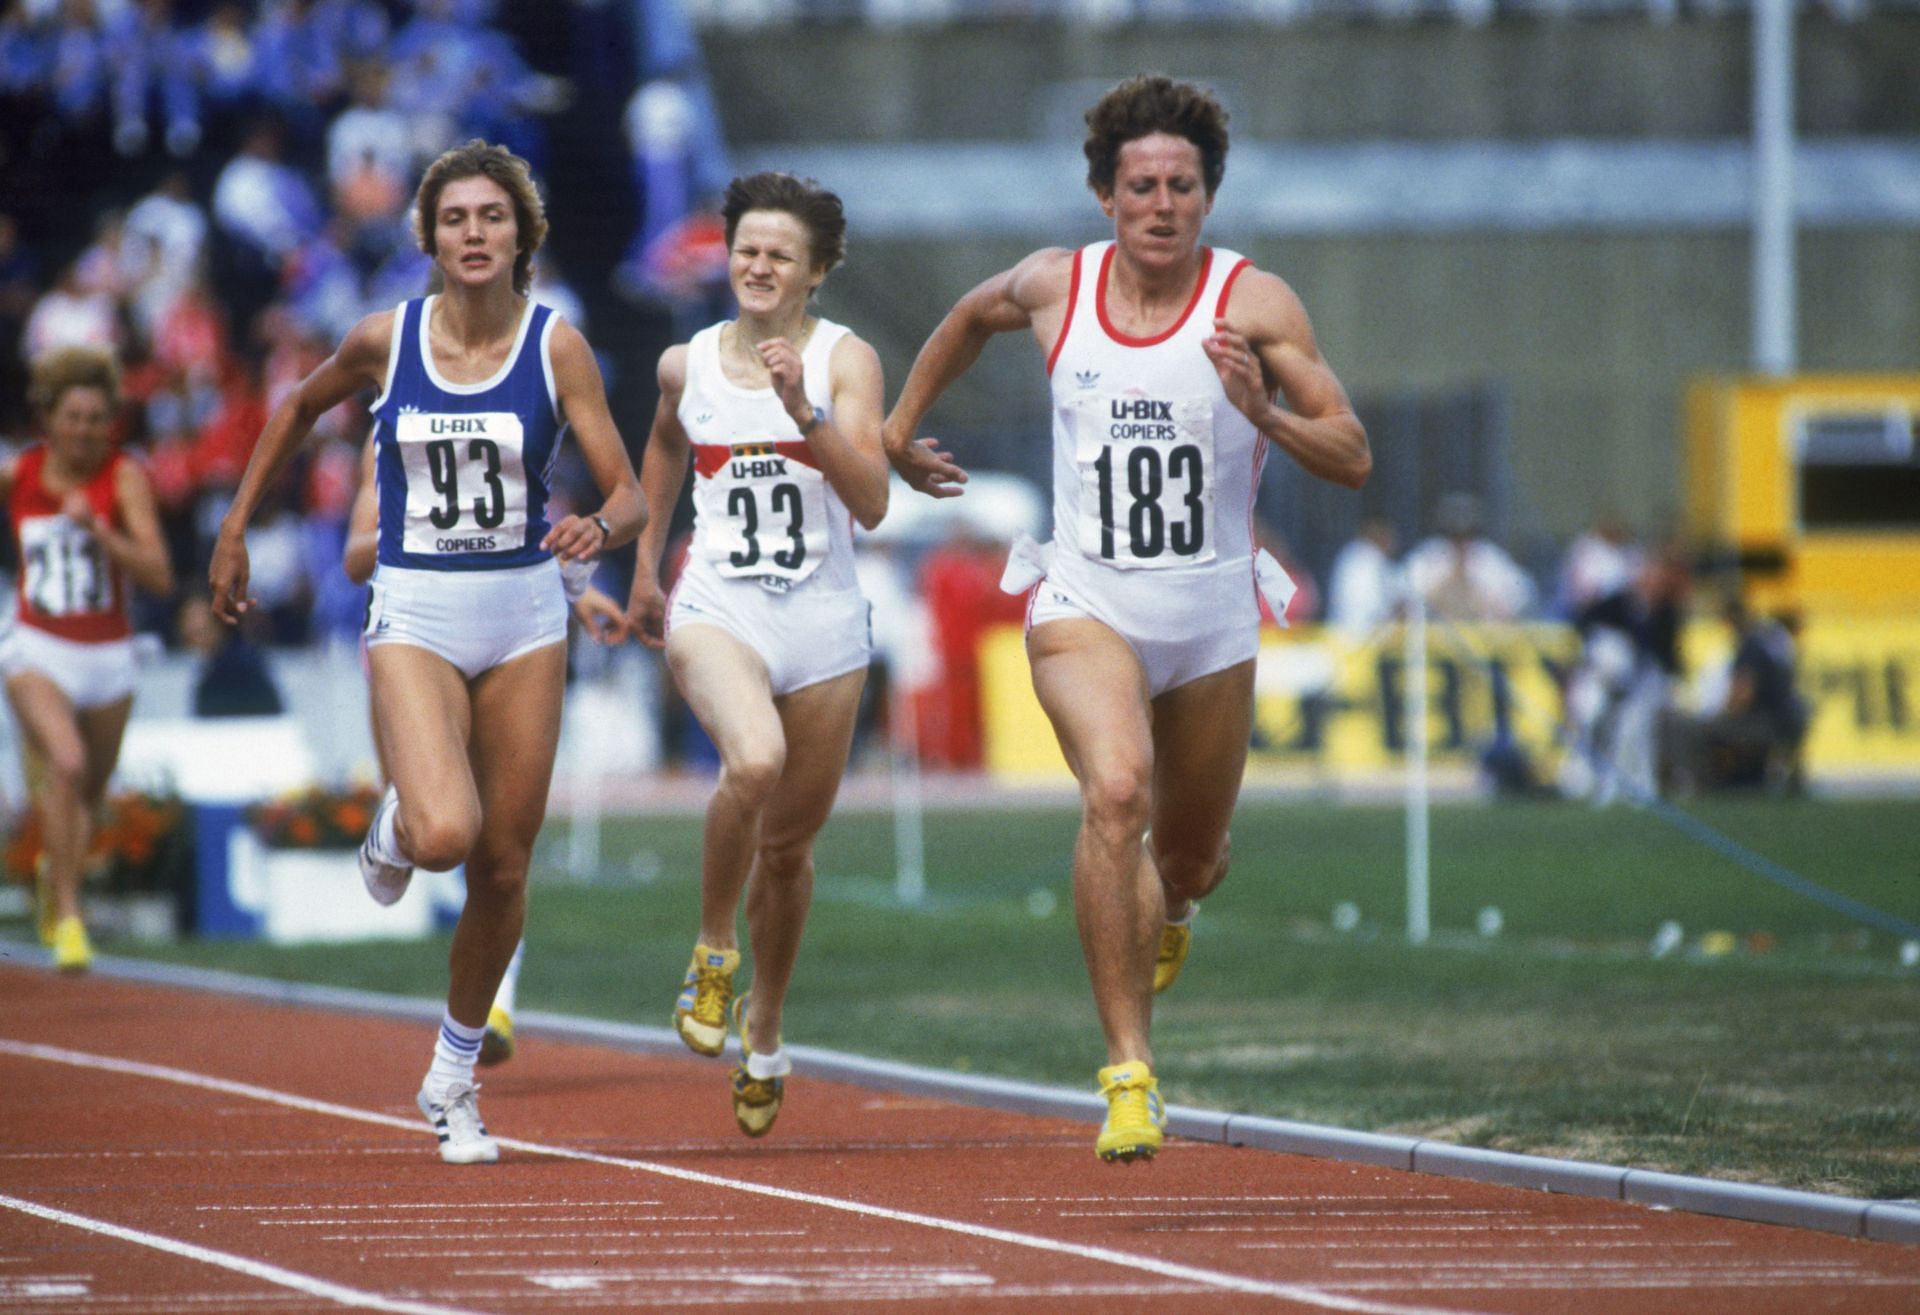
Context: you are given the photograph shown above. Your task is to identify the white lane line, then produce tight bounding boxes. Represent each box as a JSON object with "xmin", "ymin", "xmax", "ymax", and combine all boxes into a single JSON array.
[
  {"xmin": 0, "ymin": 1192, "xmax": 491, "ymax": 1315},
  {"xmin": 1, "ymin": 1037, "xmax": 1493, "ymax": 1315},
  {"xmin": 197, "ymin": 1202, "xmax": 668, "ymax": 1211}
]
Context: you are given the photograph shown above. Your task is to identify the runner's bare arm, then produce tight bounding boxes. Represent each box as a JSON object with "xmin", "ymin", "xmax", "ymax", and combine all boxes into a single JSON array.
[
  {"xmin": 1205, "ymin": 269, "xmax": 1370, "ymax": 490},
  {"xmin": 883, "ymin": 247, "xmax": 1074, "ymax": 497},
  {"xmin": 627, "ymin": 345, "xmax": 692, "ymax": 649},
  {"xmin": 545, "ymin": 320, "xmax": 644, "ymax": 563},
  {"xmin": 341, "ymin": 435, "xmax": 378, "ymax": 585},
  {"xmin": 802, "ymin": 333, "xmax": 888, "ymax": 530},
  {"xmin": 210, "ymin": 311, "xmax": 394, "ymax": 622},
  {"xmin": 100, "ymin": 458, "xmax": 175, "ymax": 596}
]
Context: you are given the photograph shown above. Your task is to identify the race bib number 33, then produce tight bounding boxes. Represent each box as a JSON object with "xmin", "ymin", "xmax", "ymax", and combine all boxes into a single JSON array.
[
  {"xmin": 397, "ymin": 411, "xmax": 529, "ymax": 556},
  {"xmin": 1073, "ymin": 392, "xmax": 1216, "ymax": 569},
  {"xmin": 696, "ymin": 442, "xmax": 830, "ymax": 588}
]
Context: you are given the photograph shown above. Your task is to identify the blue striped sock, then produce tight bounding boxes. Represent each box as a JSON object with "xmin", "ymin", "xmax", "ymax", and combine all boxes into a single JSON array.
[{"xmin": 426, "ymin": 1012, "xmax": 485, "ymax": 1093}]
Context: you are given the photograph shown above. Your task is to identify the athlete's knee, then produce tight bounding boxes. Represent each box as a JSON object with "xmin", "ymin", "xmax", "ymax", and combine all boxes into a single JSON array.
[
  {"xmin": 401, "ymin": 806, "xmax": 480, "ymax": 873},
  {"xmin": 755, "ymin": 829, "xmax": 815, "ymax": 881},
  {"xmin": 41, "ymin": 745, "xmax": 87, "ymax": 794},
  {"xmin": 462, "ymin": 858, "xmax": 529, "ymax": 909},
  {"xmin": 1159, "ymin": 831, "xmax": 1230, "ymax": 903},
  {"xmin": 720, "ymin": 742, "xmax": 786, "ymax": 809},
  {"xmin": 1081, "ymin": 760, "xmax": 1151, "ymax": 837}
]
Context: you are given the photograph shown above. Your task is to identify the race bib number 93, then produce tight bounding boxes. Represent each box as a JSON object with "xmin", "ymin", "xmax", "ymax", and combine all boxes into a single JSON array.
[{"xmin": 397, "ymin": 411, "xmax": 529, "ymax": 556}]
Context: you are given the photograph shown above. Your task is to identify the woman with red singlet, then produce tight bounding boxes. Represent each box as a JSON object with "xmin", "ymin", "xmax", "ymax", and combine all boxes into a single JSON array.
[{"xmin": 1, "ymin": 347, "xmax": 175, "ymax": 972}]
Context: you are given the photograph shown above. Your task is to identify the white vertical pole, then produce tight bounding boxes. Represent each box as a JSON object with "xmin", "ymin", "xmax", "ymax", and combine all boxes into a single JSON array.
[
  {"xmin": 567, "ymin": 700, "xmax": 601, "ymax": 878},
  {"xmin": 1752, "ymin": 0, "xmax": 1797, "ymax": 375},
  {"xmin": 1405, "ymin": 595, "xmax": 1431, "ymax": 945},
  {"xmin": 891, "ymin": 684, "xmax": 926, "ymax": 905}
]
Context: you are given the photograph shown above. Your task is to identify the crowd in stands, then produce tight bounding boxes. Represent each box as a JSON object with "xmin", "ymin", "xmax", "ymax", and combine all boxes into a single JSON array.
[
  {"xmin": 0, "ymin": 2, "xmax": 1810, "ymax": 790},
  {"xmin": 0, "ymin": 0, "xmax": 591, "ymax": 649}
]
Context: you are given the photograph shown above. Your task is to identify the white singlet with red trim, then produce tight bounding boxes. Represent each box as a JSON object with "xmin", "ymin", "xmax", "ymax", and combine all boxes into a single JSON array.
[
  {"xmin": 1020, "ymin": 240, "xmax": 1281, "ymax": 695},
  {"xmin": 680, "ymin": 318, "xmax": 857, "ymax": 595},
  {"xmin": 667, "ymin": 317, "xmax": 872, "ymax": 696}
]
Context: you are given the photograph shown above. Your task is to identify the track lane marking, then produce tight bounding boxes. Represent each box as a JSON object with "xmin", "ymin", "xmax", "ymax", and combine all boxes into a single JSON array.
[
  {"xmin": 1, "ymin": 1038, "xmax": 1490, "ymax": 1315},
  {"xmin": 0, "ymin": 1192, "xmax": 491, "ymax": 1315}
]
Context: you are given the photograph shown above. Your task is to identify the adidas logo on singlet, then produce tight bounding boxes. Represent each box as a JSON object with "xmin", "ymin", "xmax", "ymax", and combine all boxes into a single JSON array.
[{"xmin": 1075, "ymin": 370, "xmax": 1100, "ymax": 389}]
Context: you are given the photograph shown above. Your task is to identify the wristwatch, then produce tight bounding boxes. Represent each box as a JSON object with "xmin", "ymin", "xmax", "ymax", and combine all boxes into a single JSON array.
[
  {"xmin": 591, "ymin": 515, "xmax": 611, "ymax": 539},
  {"xmin": 797, "ymin": 405, "xmax": 826, "ymax": 435}
]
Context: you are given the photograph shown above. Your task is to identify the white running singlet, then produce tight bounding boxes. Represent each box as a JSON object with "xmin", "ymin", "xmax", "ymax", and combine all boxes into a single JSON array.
[
  {"xmin": 679, "ymin": 319, "xmax": 858, "ymax": 596},
  {"xmin": 1021, "ymin": 241, "xmax": 1282, "ymax": 696},
  {"xmin": 667, "ymin": 318, "xmax": 871, "ymax": 696}
]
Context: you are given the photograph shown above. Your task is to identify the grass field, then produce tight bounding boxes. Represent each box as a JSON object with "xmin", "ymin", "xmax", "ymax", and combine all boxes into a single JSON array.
[{"xmin": 75, "ymin": 793, "xmax": 1920, "ymax": 1199}]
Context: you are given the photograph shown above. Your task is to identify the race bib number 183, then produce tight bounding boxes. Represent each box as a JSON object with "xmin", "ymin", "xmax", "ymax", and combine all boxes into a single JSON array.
[{"xmin": 1073, "ymin": 391, "xmax": 1216, "ymax": 569}]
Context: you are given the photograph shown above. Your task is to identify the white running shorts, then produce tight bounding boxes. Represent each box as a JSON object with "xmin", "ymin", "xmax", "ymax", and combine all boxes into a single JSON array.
[
  {"xmin": 667, "ymin": 558, "xmax": 871, "ymax": 697},
  {"xmin": 0, "ymin": 625, "xmax": 136, "ymax": 710},
  {"xmin": 365, "ymin": 559, "xmax": 567, "ymax": 679}
]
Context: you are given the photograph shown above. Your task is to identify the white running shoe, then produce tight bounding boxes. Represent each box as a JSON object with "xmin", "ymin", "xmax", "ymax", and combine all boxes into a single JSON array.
[
  {"xmin": 416, "ymin": 1080, "xmax": 499, "ymax": 1164},
  {"xmin": 358, "ymin": 787, "xmax": 413, "ymax": 907}
]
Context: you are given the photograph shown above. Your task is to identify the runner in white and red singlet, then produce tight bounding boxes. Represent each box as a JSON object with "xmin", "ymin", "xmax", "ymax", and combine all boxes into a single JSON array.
[
  {"xmin": 884, "ymin": 75, "xmax": 1371, "ymax": 1164},
  {"xmin": 1, "ymin": 347, "xmax": 174, "ymax": 973},
  {"xmin": 627, "ymin": 172, "xmax": 888, "ymax": 1140}
]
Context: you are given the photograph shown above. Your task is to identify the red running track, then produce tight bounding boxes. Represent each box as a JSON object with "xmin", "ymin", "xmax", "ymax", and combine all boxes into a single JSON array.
[{"xmin": 3, "ymin": 962, "xmax": 1918, "ymax": 1313}]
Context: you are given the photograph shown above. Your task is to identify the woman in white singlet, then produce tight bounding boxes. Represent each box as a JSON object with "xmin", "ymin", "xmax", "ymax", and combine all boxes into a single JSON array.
[
  {"xmin": 884, "ymin": 76, "xmax": 1371, "ymax": 1164},
  {"xmin": 627, "ymin": 172, "xmax": 888, "ymax": 1140},
  {"xmin": 210, "ymin": 141, "xmax": 645, "ymax": 1165}
]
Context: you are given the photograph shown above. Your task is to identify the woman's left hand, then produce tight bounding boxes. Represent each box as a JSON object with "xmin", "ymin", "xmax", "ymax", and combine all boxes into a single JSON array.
[
  {"xmin": 543, "ymin": 514, "xmax": 607, "ymax": 564},
  {"xmin": 757, "ymin": 337, "xmax": 809, "ymax": 427},
  {"xmin": 1202, "ymin": 317, "xmax": 1271, "ymax": 424}
]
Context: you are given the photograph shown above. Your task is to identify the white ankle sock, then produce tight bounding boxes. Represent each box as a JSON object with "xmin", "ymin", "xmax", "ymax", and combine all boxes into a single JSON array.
[
  {"xmin": 371, "ymin": 795, "xmax": 408, "ymax": 866},
  {"xmin": 746, "ymin": 1046, "xmax": 790, "ymax": 1081},
  {"xmin": 427, "ymin": 1012, "xmax": 484, "ymax": 1093}
]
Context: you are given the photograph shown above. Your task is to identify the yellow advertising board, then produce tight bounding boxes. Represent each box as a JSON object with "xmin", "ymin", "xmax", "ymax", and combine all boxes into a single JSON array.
[{"xmin": 980, "ymin": 616, "xmax": 1920, "ymax": 784}]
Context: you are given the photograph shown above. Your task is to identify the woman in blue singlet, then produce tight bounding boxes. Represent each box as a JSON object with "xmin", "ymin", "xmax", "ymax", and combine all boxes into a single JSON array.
[{"xmin": 210, "ymin": 141, "xmax": 644, "ymax": 1165}]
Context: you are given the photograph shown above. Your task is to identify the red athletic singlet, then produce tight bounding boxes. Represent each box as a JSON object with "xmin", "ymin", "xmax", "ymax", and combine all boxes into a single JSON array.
[{"xmin": 9, "ymin": 445, "xmax": 131, "ymax": 643}]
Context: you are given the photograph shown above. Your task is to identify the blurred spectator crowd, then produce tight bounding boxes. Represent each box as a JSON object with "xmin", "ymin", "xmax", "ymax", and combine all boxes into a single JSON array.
[{"xmin": 0, "ymin": 0, "xmax": 585, "ymax": 649}]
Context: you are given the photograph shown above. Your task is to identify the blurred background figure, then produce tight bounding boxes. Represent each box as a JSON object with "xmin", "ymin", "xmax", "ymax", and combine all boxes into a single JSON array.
[
  {"xmin": 1325, "ymin": 514, "xmax": 1401, "ymax": 635},
  {"xmin": 1405, "ymin": 491, "xmax": 1533, "ymax": 624},
  {"xmin": 1667, "ymin": 597, "xmax": 1809, "ymax": 797},
  {"xmin": 1555, "ymin": 510, "xmax": 1644, "ymax": 621},
  {"xmin": 175, "ymin": 589, "xmax": 281, "ymax": 718}
]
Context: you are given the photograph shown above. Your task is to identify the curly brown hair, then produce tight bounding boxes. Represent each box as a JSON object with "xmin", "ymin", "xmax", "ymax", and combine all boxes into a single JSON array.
[
  {"xmin": 1083, "ymin": 75, "xmax": 1230, "ymax": 199},
  {"xmin": 28, "ymin": 346, "xmax": 120, "ymax": 419},
  {"xmin": 411, "ymin": 139, "xmax": 549, "ymax": 295},
  {"xmin": 722, "ymin": 172, "xmax": 847, "ymax": 274}
]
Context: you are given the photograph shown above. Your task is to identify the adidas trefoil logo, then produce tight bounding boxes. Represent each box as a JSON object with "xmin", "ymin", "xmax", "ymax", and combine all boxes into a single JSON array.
[
  {"xmin": 1075, "ymin": 370, "xmax": 1100, "ymax": 390},
  {"xmin": 398, "ymin": 404, "xmax": 422, "ymax": 416},
  {"xmin": 695, "ymin": 412, "xmax": 714, "ymax": 424}
]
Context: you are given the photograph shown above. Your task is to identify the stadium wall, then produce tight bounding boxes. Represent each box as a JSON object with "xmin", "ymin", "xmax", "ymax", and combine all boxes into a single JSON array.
[{"xmin": 700, "ymin": 17, "xmax": 1920, "ymax": 548}]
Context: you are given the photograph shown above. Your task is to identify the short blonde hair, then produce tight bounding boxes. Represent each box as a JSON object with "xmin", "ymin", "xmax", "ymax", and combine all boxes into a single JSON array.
[
  {"xmin": 28, "ymin": 347, "xmax": 120, "ymax": 418},
  {"xmin": 411, "ymin": 139, "xmax": 549, "ymax": 295}
]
